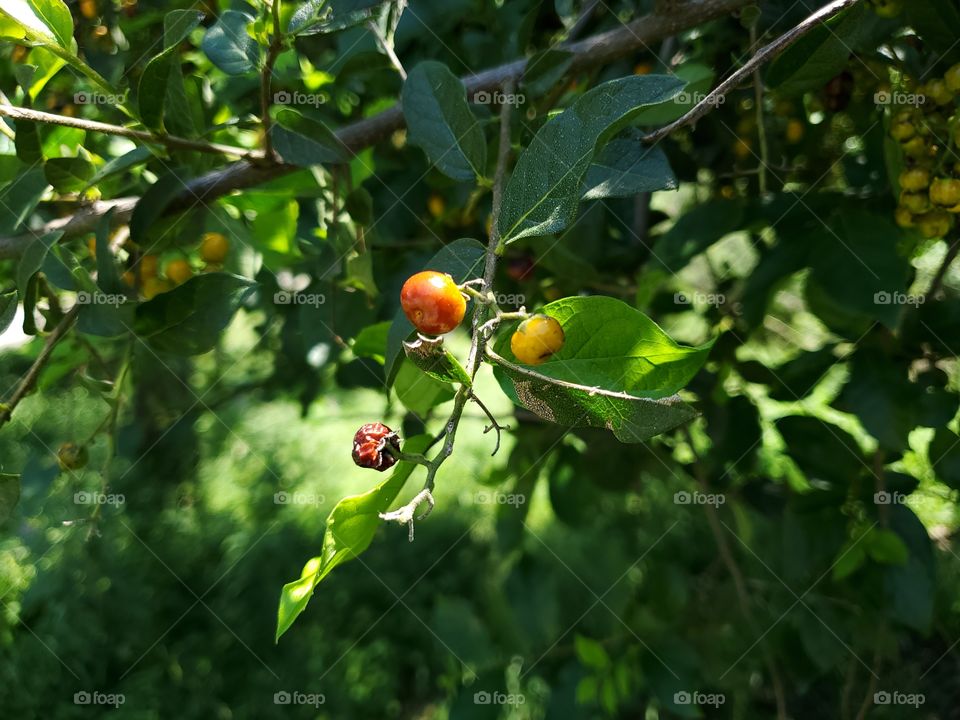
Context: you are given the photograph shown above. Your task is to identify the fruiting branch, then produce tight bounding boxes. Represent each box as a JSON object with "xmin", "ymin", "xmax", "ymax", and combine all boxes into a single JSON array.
[
  {"xmin": 643, "ymin": 0, "xmax": 862, "ymax": 145},
  {"xmin": 0, "ymin": 0, "xmax": 754, "ymax": 259}
]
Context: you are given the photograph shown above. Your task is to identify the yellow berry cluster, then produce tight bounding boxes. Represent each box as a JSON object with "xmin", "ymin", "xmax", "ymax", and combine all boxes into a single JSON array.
[{"xmin": 891, "ymin": 64, "xmax": 960, "ymax": 238}]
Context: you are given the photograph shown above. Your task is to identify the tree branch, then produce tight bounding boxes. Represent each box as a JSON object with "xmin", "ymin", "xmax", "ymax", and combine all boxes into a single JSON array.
[
  {"xmin": 0, "ymin": 0, "xmax": 753, "ymax": 259},
  {"xmin": 0, "ymin": 104, "xmax": 264, "ymax": 161},
  {"xmin": 644, "ymin": 0, "xmax": 861, "ymax": 145}
]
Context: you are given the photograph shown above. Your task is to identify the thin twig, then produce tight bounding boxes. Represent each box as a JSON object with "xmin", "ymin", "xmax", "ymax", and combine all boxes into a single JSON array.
[
  {"xmin": 260, "ymin": 0, "xmax": 285, "ymax": 160},
  {"xmin": 0, "ymin": 306, "xmax": 80, "ymax": 428},
  {"xmin": 468, "ymin": 390, "xmax": 508, "ymax": 456},
  {"xmin": 749, "ymin": 22, "xmax": 770, "ymax": 195},
  {"xmin": 368, "ymin": 20, "xmax": 407, "ymax": 79},
  {"xmin": 0, "ymin": 104, "xmax": 264, "ymax": 161},
  {"xmin": 644, "ymin": 0, "xmax": 861, "ymax": 145}
]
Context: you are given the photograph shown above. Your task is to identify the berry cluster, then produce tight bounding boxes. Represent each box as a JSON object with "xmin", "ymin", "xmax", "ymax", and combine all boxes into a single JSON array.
[{"xmin": 890, "ymin": 64, "xmax": 960, "ymax": 238}]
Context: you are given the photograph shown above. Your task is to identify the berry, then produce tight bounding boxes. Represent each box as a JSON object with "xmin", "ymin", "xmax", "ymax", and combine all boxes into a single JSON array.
[
  {"xmin": 510, "ymin": 314, "xmax": 565, "ymax": 365},
  {"xmin": 352, "ymin": 423, "xmax": 400, "ymax": 472},
  {"xmin": 916, "ymin": 210, "xmax": 954, "ymax": 239},
  {"xmin": 930, "ymin": 178, "xmax": 960, "ymax": 208},
  {"xmin": 200, "ymin": 232, "xmax": 230, "ymax": 264},
  {"xmin": 427, "ymin": 194, "xmax": 445, "ymax": 219},
  {"xmin": 890, "ymin": 120, "xmax": 916, "ymax": 142},
  {"xmin": 165, "ymin": 259, "xmax": 193, "ymax": 285},
  {"xmin": 57, "ymin": 442, "xmax": 89, "ymax": 470},
  {"xmin": 899, "ymin": 168, "xmax": 930, "ymax": 192},
  {"xmin": 894, "ymin": 206, "xmax": 914, "ymax": 229},
  {"xmin": 139, "ymin": 254, "xmax": 159, "ymax": 281},
  {"xmin": 900, "ymin": 191, "xmax": 930, "ymax": 214},
  {"xmin": 400, "ymin": 271, "xmax": 467, "ymax": 335},
  {"xmin": 946, "ymin": 64, "xmax": 960, "ymax": 94},
  {"xmin": 785, "ymin": 119, "xmax": 804, "ymax": 144},
  {"xmin": 924, "ymin": 79, "xmax": 954, "ymax": 107},
  {"xmin": 142, "ymin": 277, "xmax": 172, "ymax": 300}
]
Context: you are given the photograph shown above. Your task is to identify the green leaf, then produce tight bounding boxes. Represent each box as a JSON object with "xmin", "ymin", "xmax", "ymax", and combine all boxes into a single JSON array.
[
  {"xmin": 138, "ymin": 10, "xmax": 204, "ymax": 131},
  {"xmin": 582, "ymin": 136, "xmax": 676, "ymax": 201},
  {"xmin": 94, "ymin": 208, "xmax": 125, "ymax": 295},
  {"xmin": 575, "ymin": 634, "xmax": 610, "ymax": 670},
  {"xmin": 287, "ymin": 0, "xmax": 387, "ymax": 36},
  {"xmin": 163, "ymin": 9, "xmax": 204, "ymax": 50},
  {"xmin": 867, "ymin": 528, "xmax": 909, "ymax": 566},
  {"xmin": 766, "ymin": 4, "xmax": 874, "ymax": 96},
  {"xmin": 202, "ymin": 10, "xmax": 259, "ymax": 75},
  {"xmin": 44, "ymin": 156, "xmax": 95, "ymax": 193},
  {"xmin": 496, "ymin": 296, "xmax": 712, "ymax": 399},
  {"xmin": 498, "ymin": 74, "xmax": 685, "ymax": 243},
  {"xmin": 0, "ymin": 168, "xmax": 49, "ymax": 234},
  {"xmin": 628, "ymin": 62, "xmax": 715, "ymax": 126},
  {"xmin": 834, "ymin": 349, "xmax": 916, "ymax": 452},
  {"xmin": 271, "ymin": 109, "xmax": 348, "ymax": 166},
  {"xmin": 82, "ymin": 146, "xmax": 153, "ymax": 192},
  {"xmin": 1, "ymin": 0, "xmax": 74, "ymax": 49},
  {"xmin": 0, "ymin": 290, "xmax": 17, "ymax": 335},
  {"xmin": 16, "ymin": 231, "xmax": 61, "ymax": 295},
  {"xmin": 0, "ymin": 473, "xmax": 20, "ymax": 522},
  {"xmin": 776, "ymin": 416, "xmax": 866, "ymax": 485},
  {"xmin": 884, "ymin": 505, "xmax": 935, "ymax": 632},
  {"xmin": 831, "ymin": 542, "xmax": 866, "ymax": 581},
  {"xmin": 129, "ymin": 171, "xmax": 190, "ymax": 246},
  {"xmin": 904, "ymin": 0, "xmax": 960, "ymax": 60},
  {"xmin": 352, "ymin": 321, "xmax": 391, "ymax": 364},
  {"xmin": 522, "ymin": 48, "xmax": 574, "ymax": 98},
  {"xmin": 134, "ymin": 273, "xmax": 256, "ymax": 355},
  {"xmin": 394, "ymin": 360, "xmax": 456, "ymax": 418},
  {"xmin": 929, "ymin": 428, "xmax": 960, "ymax": 489},
  {"xmin": 275, "ymin": 434, "xmax": 431, "ymax": 642},
  {"xmin": 384, "ymin": 238, "xmax": 486, "ymax": 384},
  {"xmin": 402, "ymin": 335, "xmax": 471, "ymax": 385},
  {"xmin": 401, "ymin": 61, "xmax": 486, "ymax": 182},
  {"xmin": 651, "ymin": 199, "xmax": 745, "ymax": 273}
]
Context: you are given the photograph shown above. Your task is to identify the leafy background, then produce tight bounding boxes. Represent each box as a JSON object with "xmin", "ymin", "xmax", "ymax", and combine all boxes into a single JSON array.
[{"xmin": 1, "ymin": 0, "xmax": 960, "ymax": 718}]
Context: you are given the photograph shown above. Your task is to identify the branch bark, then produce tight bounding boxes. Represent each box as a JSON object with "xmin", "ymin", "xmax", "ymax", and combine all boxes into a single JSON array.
[{"xmin": 0, "ymin": 0, "xmax": 753, "ymax": 259}]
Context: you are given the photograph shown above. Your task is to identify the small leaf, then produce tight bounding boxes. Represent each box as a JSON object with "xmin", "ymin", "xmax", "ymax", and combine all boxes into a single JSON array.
[
  {"xmin": 402, "ymin": 335, "xmax": 471, "ymax": 385},
  {"xmin": 1, "ymin": 0, "xmax": 74, "ymax": 49},
  {"xmin": 16, "ymin": 231, "xmax": 61, "ymax": 295},
  {"xmin": 0, "ymin": 167, "xmax": 48, "ymax": 234},
  {"xmin": 394, "ymin": 360, "xmax": 456, "ymax": 418},
  {"xmin": 271, "ymin": 109, "xmax": 348, "ymax": 166},
  {"xmin": 275, "ymin": 434, "xmax": 432, "ymax": 641},
  {"xmin": 82, "ymin": 146, "xmax": 153, "ymax": 192},
  {"xmin": 0, "ymin": 290, "xmax": 18, "ymax": 335},
  {"xmin": 352, "ymin": 321, "xmax": 391, "ymax": 364},
  {"xmin": 134, "ymin": 273, "xmax": 256, "ymax": 355},
  {"xmin": 402, "ymin": 61, "xmax": 486, "ymax": 181},
  {"xmin": 831, "ymin": 542, "xmax": 866, "ymax": 581},
  {"xmin": 867, "ymin": 529, "xmax": 909, "ymax": 566},
  {"xmin": 498, "ymin": 74, "xmax": 685, "ymax": 243},
  {"xmin": 202, "ymin": 10, "xmax": 259, "ymax": 75},
  {"xmin": 575, "ymin": 634, "xmax": 610, "ymax": 670},
  {"xmin": 651, "ymin": 199, "xmax": 745, "ymax": 273},
  {"xmin": 0, "ymin": 473, "xmax": 20, "ymax": 522},
  {"xmin": 287, "ymin": 0, "xmax": 388, "ymax": 36},
  {"xmin": 44, "ymin": 156, "xmax": 96, "ymax": 193}
]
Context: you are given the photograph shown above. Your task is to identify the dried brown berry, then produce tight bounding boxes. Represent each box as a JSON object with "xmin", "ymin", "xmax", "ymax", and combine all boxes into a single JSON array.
[{"xmin": 352, "ymin": 423, "xmax": 400, "ymax": 472}]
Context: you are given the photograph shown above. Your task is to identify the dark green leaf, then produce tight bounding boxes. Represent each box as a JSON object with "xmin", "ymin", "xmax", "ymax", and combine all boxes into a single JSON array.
[
  {"xmin": 0, "ymin": 290, "xmax": 17, "ymax": 335},
  {"xmin": 202, "ymin": 10, "xmax": 259, "ymax": 75},
  {"xmin": 275, "ymin": 434, "xmax": 431, "ymax": 642},
  {"xmin": 0, "ymin": 473, "xmax": 20, "ymax": 522},
  {"xmin": 651, "ymin": 199, "xmax": 745, "ymax": 273},
  {"xmin": 271, "ymin": 109, "xmax": 348, "ymax": 166},
  {"xmin": 522, "ymin": 49, "xmax": 574, "ymax": 98},
  {"xmin": 904, "ymin": 0, "xmax": 960, "ymax": 60},
  {"xmin": 288, "ymin": 0, "xmax": 387, "ymax": 36},
  {"xmin": 884, "ymin": 505, "xmax": 935, "ymax": 632},
  {"xmin": 402, "ymin": 335, "xmax": 471, "ymax": 385},
  {"xmin": 0, "ymin": 168, "xmax": 48, "ymax": 234},
  {"xmin": 776, "ymin": 416, "xmax": 866, "ymax": 485},
  {"xmin": 498, "ymin": 74, "xmax": 685, "ymax": 243},
  {"xmin": 582, "ymin": 137, "xmax": 676, "ymax": 200},
  {"xmin": 402, "ymin": 61, "xmax": 486, "ymax": 181},
  {"xmin": 82, "ymin": 146, "xmax": 153, "ymax": 191},
  {"xmin": 929, "ymin": 428, "xmax": 960, "ymax": 489},
  {"xmin": 44, "ymin": 156, "xmax": 95, "ymax": 193},
  {"xmin": 129, "ymin": 171, "xmax": 189, "ymax": 246},
  {"xmin": 16, "ymin": 231, "xmax": 61, "ymax": 295},
  {"xmin": 134, "ymin": 273, "xmax": 256, "ymax": 355}
]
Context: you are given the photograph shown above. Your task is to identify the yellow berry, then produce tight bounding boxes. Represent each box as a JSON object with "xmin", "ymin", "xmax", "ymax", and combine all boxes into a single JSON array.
[
  {"xmin": 924, "ymin": 79, "xmax": 954, "ymax": 106},
  {"xmin": 510, "ymin": 314, "xmax": 565, "ymax": 365},
  {"xmin": 786, "ymin": 119, "xmax": 805, "ymax": 144},
  {"xmin": 900, "ymin": 191, "xmax": 930, "ymax": 214},
  {"xmin": 929, "ymin": 178, "xmax": 960, "ymax": 207},
  {"xmin": 946, "ymin": 64, "xmax": 960, "ymax": 94},
  {"xmin": 890, "ymin": 120, "xmax": 916, "ymax": 142},
  {"xmin": 165, "ymin": 259, "xmax": 193, "ymax": 285},
  {"xmin": 142, "ymin": 277, "xmax": 172, "ymax": 300},
  {"xmin": 894, "ymin": 207, "xmax": 914, "ymax": 228},
  {"xmin": 733, "ymin": 138, "xmax": 752, "ymax": 160},
  {"xmin": 899, "ymin": 168, "xmax": 931, "ymax": 192},
  {"xmin": 916, "ymin": 210, "xmax": 954, "ymax": 239},
  {"xmin": 139, "ymin": 254, "xmax": 159, "ymax": 281},
  {"xmin": 121, "ymin": 270, "xmax": 136, "ymax": 287},
  {"xmin": 200, "ymin": 232, "xmax": 230, "ymax": 264},
  {"xmin": 427, "ymin": 194, "xmax": 445, "ymax": 219}
]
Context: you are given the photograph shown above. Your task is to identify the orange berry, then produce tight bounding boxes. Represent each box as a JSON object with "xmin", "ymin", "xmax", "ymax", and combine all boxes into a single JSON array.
[{"xmin": 400, "ymin": 271, "xmax": 467, "ymax": 335}]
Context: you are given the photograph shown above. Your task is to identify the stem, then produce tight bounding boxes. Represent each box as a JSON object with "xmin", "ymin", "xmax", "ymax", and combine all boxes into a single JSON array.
[
  {"xmin": 644, "ymin": 0, "xmax": 861, "ymax": 145},
  {"xmin": 368, "ymin": 20, "xmax": 407, "ymax": 79},
  {"xmin": 0, "ymin": 104, "xmax": 263, "ymax": 160},
  {"xmin": 261, "ymin": 0, "xmax": 285, "ymax": 161},
  {"xmin": 0, "ymin": 306, "xmax": 80, "ymax": 428},
  {"xmin": 750, "ymin": 23, "xmax": 770, "ymax": 195}
]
